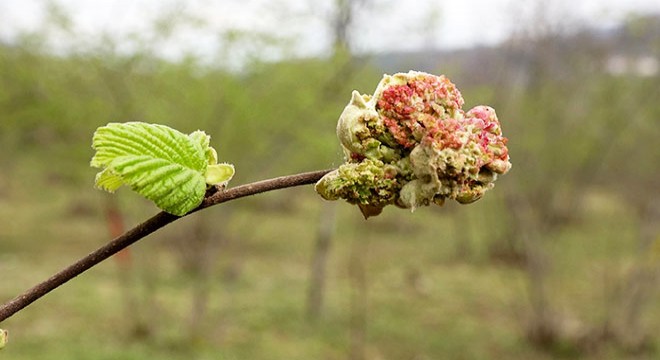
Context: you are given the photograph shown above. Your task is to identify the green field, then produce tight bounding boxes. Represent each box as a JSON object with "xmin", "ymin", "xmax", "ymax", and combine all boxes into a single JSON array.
[{"xmin": 1, "ymin": 151, "xmax": 657, "ymax": 359}]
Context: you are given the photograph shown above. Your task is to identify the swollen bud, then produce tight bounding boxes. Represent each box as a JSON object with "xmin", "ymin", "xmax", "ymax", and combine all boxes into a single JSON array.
[
  {"xmin": 0, "ymin": 329, "xmax": 7, "ymax": 350},
  {"xmin": 315, "ymin": 71, "xmax": 511, "ymax": 217}
]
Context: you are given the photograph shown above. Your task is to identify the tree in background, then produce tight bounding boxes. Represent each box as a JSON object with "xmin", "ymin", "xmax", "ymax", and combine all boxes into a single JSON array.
[{"xmin": 485, "ymin": 7, "xmax": 660, "ymax": 353}]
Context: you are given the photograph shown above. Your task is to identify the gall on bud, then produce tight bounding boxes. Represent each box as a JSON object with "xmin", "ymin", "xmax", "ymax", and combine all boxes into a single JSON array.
[{"xmin": 315, "ymin": 71, "xmax": 511, "ymax": 218}]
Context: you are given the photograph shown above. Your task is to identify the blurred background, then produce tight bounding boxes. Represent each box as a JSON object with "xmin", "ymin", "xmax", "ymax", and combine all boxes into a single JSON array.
[{"xmin": 1, "ymin": 0, "xmax": 659, "ymax": 359}]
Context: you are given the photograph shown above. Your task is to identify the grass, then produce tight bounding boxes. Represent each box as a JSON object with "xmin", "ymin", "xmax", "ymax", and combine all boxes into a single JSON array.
[{"xmin": 1, "ymin": 151, "xmax": 658, "ymax": 359}]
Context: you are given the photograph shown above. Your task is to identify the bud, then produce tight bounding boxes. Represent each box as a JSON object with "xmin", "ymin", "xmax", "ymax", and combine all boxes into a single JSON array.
[
  {"xmin": 0, "ymin": 329, "xmax": 7, "ymax": 350},
  {"xmin": 316, "ymin": 71, "xmax": 511, "ymax": 217},
  {"xmin": 315, "ymin": 159, "xmax": 401, "ymax": 218}
]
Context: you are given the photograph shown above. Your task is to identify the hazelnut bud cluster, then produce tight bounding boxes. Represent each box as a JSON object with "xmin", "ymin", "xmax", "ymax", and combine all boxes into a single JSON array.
[{"xmin": 315, "ymin": 71, "xmax": 511, "ymax": 218}]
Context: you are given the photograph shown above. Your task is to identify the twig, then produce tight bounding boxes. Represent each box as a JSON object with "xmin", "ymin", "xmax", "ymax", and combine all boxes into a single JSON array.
[{"xmin": 0, "ymin": 169, "xmax": 333, "ymax": 323}]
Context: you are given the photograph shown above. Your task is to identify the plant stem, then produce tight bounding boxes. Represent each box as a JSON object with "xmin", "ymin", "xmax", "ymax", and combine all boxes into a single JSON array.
[{"xmin": 0, "ymin": 169, "xmax": 333, "ymax": 323}]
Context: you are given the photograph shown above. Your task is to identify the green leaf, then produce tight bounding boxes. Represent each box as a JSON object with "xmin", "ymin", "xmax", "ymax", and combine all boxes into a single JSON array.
[
  {"xmin": 91, "ymin": 122, "xmax": 233, "ymax": 216},
  {"xmin": 94, "ymin": 168, "xmax": 123, "ymax": 192}
]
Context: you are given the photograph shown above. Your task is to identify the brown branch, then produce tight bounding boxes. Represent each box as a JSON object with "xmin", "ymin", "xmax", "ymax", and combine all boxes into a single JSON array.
[{"xmin": 0, "ymin": 169, "xmax": 333, "ymax": 323}]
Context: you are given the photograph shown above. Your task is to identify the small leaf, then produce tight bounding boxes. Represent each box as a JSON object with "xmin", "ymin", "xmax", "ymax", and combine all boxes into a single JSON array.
[
  {"xmin": 94, "ymin": 168, "xmax": 123, "ymax": 192},
  {"xmin": 91, "ymin": 122, "xmax": 232, "ymax": 216},
  {"xmin": 205, "ymin": 163, "xmax": 235, "ymax": 186}
]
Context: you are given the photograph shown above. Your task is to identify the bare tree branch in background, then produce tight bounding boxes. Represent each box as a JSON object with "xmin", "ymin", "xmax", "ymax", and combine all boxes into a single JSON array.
[
  {"xmin": 348, "ymin": 234, "xmax": 369, "ymax": 360},
  {"xmin": 493, "ymin": 5, "xmax": 660, "ymax": 354},
  {"xmin": 307, "ymin": 0, "xmax": 371, "ymax": 324},
  {"xmin": 307, "ymin": 202, "xmax": 336, "ymax": 320}
]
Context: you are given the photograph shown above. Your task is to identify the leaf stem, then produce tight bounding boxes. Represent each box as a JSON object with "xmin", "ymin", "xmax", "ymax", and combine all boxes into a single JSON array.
[{"xmin": 0, "ymin": 169, "xmax": 333, "ymax": 323}]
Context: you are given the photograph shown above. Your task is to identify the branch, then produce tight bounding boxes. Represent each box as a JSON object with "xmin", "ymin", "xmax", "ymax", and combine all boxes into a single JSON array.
[{"xmin": 0, "ymin": 169, "xmax": 333, "ymax": 323}]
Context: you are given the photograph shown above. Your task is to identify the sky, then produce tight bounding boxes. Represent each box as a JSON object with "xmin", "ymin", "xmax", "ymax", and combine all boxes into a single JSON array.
[{"xmin": 1, "ymin": 0, "xmax": 659, "ymax": 62}]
